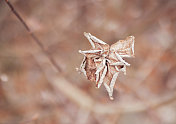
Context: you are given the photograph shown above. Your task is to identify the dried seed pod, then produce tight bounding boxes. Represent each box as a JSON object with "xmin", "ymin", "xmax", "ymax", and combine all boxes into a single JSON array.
[{"xmin": 78, "ymin": 32, "xmax": 135, "ymax": 100}]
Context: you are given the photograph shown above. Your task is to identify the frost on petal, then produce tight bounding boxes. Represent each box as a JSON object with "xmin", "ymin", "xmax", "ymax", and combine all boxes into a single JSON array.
[
  {"xmin": 84, "ymin": 32, "xmax": 110, "ymax": 56},
  {"xmin": 78, "ymin": 32, "xmax": 135, "ymax": 100},
  {"xmin": 110, "ymin": 36, "xmax": 135, "ymax": 58}
]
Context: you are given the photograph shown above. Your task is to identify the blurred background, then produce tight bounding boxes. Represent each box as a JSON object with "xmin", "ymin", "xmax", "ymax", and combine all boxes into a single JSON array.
[{"xmin": 0, "ymin": 0, "xmax": 176, "ymax": 124}]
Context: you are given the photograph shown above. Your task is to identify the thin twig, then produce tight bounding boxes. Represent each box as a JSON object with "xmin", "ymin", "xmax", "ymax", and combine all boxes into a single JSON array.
[{"xmin": 4, "ymin": 0, "xmax": 62, "ymax": 72}]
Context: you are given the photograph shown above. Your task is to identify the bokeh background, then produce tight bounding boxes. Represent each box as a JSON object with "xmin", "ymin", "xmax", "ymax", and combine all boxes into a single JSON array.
[{"xmin": 0, "ymin": 0, "xmax": 176, "ymax": 124}]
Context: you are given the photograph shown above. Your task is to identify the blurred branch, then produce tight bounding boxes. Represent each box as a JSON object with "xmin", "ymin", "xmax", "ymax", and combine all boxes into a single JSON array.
[
  {"xmin": 128, "ymin": 0, "xmax": 176, "ymax": 36},
  {"xmin": 49, "ymin": 73, "xmax": 176, "ymax": 114},
  {"xmin": 33, "ymin": 51, "xmax": 176, "ymax": 115},
  {"xmin": 5, "ymin": 0, "xmax": 176, "ymax": 117},
  {"xmin": 4, "ymin": 0, "xmax": 62, "ymax": 72}
]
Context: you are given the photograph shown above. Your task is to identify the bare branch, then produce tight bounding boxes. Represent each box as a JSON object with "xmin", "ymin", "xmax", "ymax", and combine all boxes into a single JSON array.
[{"xmin": 4, "ymin": 0, "xmax": 62, "ymax": 72}]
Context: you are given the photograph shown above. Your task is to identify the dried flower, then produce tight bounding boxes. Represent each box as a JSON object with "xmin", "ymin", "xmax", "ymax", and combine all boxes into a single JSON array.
[{"xmin": 78, "ymin": 32, "xmax": 135, "ymax": 100}]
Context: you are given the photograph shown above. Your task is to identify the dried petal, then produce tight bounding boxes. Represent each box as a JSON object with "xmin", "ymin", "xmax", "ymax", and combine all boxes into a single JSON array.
[{"xmin": 78, "ymin": 32, "xmax": 135, "ymax": 100}]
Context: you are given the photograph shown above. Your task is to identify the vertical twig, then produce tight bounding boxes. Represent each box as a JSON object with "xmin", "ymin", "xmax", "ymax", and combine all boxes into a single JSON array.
[{"xmin": 4, "ymin": 0, "xmax": 62, "ymax": 72}]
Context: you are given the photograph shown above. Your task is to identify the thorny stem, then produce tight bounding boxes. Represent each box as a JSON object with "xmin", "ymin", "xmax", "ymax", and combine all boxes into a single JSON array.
[{"xmin": 4, "ymin": 0, "xmax": 62, "ymax": 72}]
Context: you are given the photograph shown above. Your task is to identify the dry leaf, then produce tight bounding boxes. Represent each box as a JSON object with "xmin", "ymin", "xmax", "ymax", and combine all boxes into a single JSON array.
[{"xmin": 78, "ymin": 32, "xmax": 135, "ymax": 100}]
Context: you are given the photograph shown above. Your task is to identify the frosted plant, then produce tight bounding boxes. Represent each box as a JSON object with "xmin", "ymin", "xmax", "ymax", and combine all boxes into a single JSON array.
[{"xmin": 78, "ymin": 32, "xmax": 135, "ymax": 100}]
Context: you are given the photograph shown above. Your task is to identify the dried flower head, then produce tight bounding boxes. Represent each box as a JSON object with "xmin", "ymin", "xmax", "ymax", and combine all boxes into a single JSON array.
[{"xmin": 77, "ymin": 32, "xmax": 135, "ymax": 100}]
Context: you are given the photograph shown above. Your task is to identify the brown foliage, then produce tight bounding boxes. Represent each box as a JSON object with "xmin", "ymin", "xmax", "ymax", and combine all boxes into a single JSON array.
[{"xmin": 0, "ymin": 0, "xmax": 176, "ymax": 124}]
